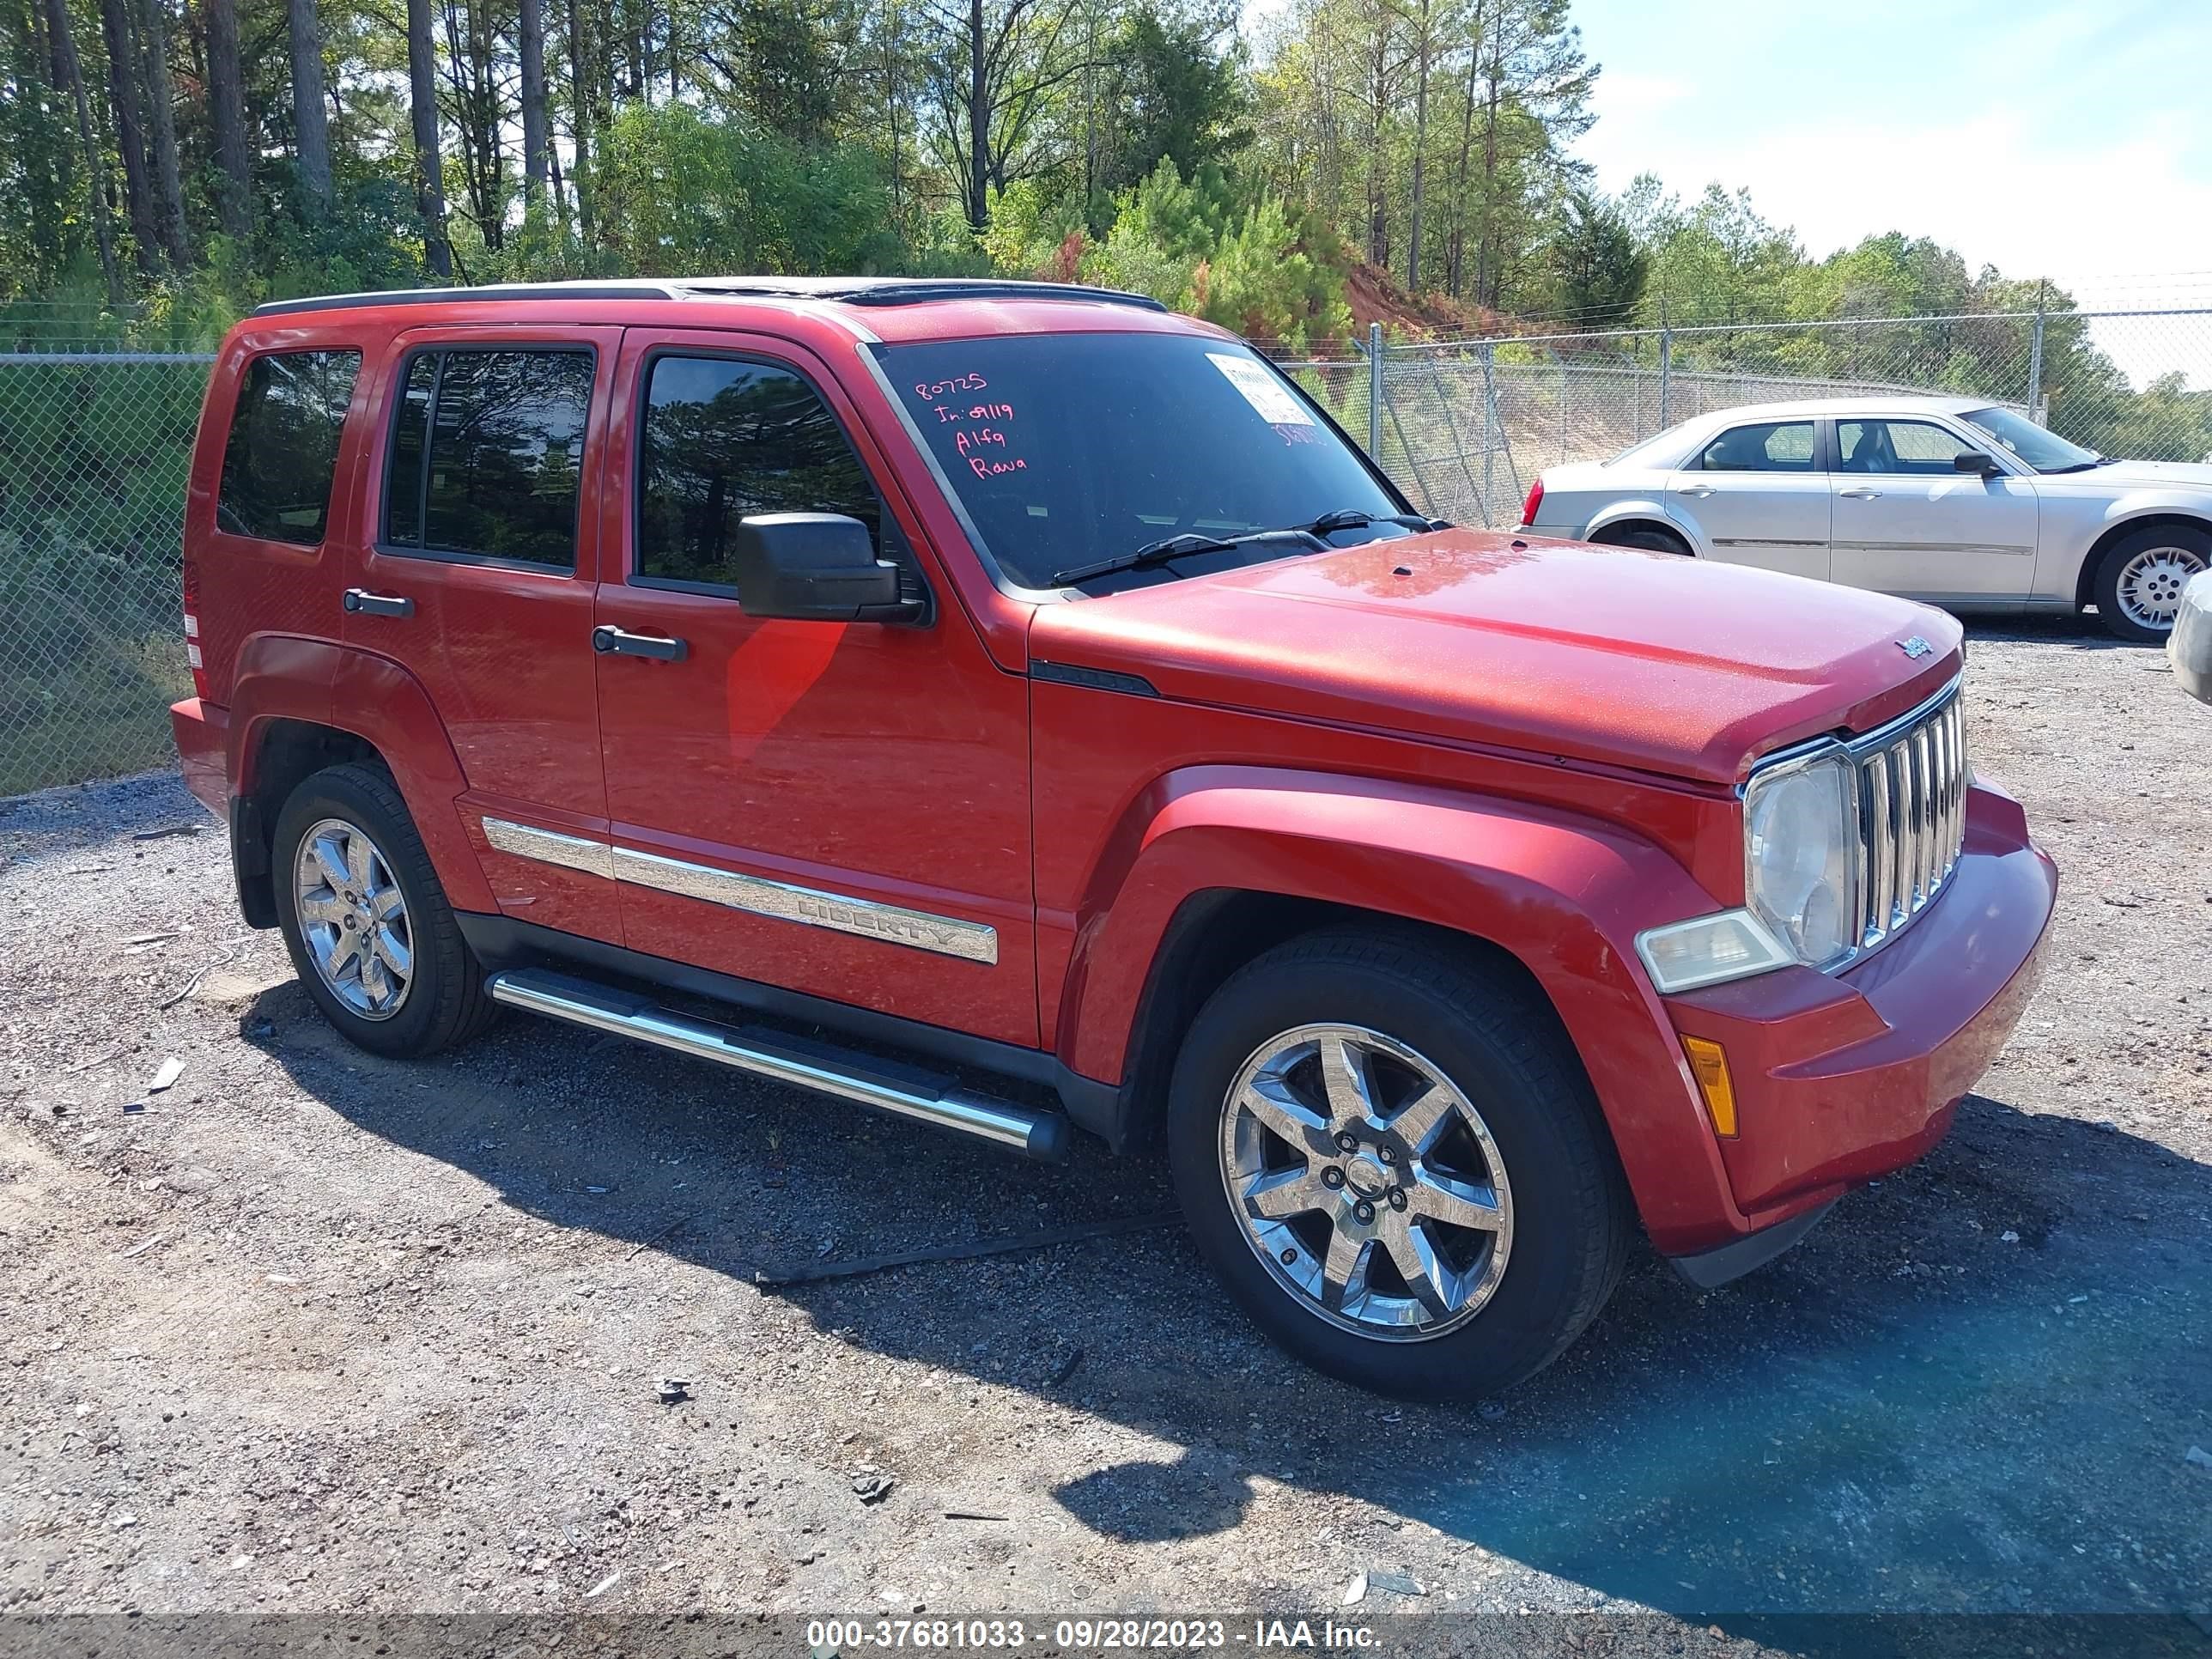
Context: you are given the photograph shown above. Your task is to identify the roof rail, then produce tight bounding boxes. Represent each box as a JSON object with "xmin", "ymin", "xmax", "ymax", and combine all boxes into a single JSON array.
[
  {"xmin": 250, "ymin": 281, "xmax": 682, "ymax": 319},
  {"xmin": 247, "ymin": 276, "xmax": 1168, "ymax": 319},
  {"xmin": 677, "ymin": 277, "xmax": 1169, "ymax": 312}
]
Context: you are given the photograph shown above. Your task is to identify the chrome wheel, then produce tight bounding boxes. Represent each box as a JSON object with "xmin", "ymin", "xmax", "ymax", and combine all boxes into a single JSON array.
[
  {"xmin": 294, "ymin": 817, "xmax": 413, "ymax": 1019},
  {"xmin": 2115, "ymin": 545, "xmax": 2206, "ymax": 631},
  {"xmin": 1218, "ymin": 1024, "xmax": 1514, "ymax": 1341}
]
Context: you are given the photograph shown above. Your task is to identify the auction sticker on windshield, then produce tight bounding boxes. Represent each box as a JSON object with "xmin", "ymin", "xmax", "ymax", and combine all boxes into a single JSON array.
[{"xmin": 1209, "ymin": 352, "xmax": 1313, "ymax": 426}]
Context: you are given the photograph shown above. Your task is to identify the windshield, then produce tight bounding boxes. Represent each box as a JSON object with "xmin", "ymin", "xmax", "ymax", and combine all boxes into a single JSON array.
[
  {"xmin": 875, "ymin": 333, "xmax": 1402, "ymax": 590},
  {"xmin": 1960, "ymin": 405, "xmax": 2100, "ymax": 472}
]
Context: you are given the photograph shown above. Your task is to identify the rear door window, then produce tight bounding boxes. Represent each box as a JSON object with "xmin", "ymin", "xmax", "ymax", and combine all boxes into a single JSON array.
[
  {"xmin": 216, "ymin": 349, "xmax": 362, "ymax": 544},
  {"xmin": 1690, "ymin": 421, "xmax": 1817, "ymax": 472},
  {"xmin": 381, "ymin": 347, "xmax": 594, "ymax": 568}
]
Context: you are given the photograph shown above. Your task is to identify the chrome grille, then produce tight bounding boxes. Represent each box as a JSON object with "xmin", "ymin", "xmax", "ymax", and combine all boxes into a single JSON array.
[{"xmin": 1853, "ymin": 681, "xmax": 1967, "ymax": 951}]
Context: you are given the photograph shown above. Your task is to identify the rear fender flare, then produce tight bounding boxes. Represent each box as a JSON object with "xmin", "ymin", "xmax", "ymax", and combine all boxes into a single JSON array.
[
  {"xmin": 227, "ymin": 635, "xmax": 493, "ymax": 914},
  {"xmin": 1059, "ymin": 765, "xmax": 1744, "ymax": 1248},
  {"xmin": 1584, "ymin": 498, "xmax": 1705, "ymax": 552}
]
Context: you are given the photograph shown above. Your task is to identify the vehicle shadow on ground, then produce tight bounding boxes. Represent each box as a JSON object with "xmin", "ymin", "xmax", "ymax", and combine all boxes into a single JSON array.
[{"xmin": 254, "ymin": 984, "xmax": 2209, "ymax": 1621}]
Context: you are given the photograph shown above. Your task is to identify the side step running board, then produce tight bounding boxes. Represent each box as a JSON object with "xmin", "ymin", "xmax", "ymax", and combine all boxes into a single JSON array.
[{"xmin": 485, "ymin": 968, "xmax": 1070, "ymax": 1162}]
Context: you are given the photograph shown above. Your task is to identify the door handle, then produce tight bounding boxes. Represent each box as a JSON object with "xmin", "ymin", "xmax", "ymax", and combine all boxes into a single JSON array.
[
  {"xmin": 1675, "ymin": 484, "xmax": 1714, "ymax": 497},
  {"xmin": 1838, "ymin": 487, "xmax": 1883, "ymax": 500},
  {"xmin": 342, "ymin": 588, "xmax": 413, "ymax": 618},
  {"xmin": 592, "ymin": 624, "xmax": 688, "ymax": 662}
]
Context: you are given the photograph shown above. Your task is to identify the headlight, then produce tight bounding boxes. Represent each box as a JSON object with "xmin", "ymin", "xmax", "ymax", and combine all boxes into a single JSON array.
[
  {"xmin": 1636, "ymin": 745, "xmax": 1862, "ymax": 994},
  {"xmin": 1743, "ymin": 749, "xmax": 1859, "ymax": 970}
]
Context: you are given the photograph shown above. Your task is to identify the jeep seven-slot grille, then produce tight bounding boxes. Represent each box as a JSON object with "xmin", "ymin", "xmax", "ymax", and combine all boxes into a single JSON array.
[{"xmin": 1855, "ymin": 683, "xmax": 1967, "ymax": 951}]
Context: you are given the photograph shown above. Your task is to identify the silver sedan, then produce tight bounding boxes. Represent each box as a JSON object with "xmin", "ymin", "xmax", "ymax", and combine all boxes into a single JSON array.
[{"xmin": 1519, "ymin": 395, "xmax": 2212, "ymax": 641}]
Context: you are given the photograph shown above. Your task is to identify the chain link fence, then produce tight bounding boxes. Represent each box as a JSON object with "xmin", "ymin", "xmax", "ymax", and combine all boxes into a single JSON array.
[
  {"xmin": 1279, "ymin": 307, "xmax": 2212, "ymax": 530},
  {"xmin": 3, "ymin": 306, "xmax": 2211, "ymax": 796},
  {"xmin": 0, "ymin": 349, "xmax": 210, "ymax": 796}
]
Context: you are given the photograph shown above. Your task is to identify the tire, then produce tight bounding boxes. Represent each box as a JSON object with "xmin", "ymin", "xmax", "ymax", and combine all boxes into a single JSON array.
[
  {"xmin": 2093, "ymin": 525, "xmax": 2210, "ymax": 642},
  {"xmin": 1592, "ymin": 523, "xmax": 1691, "ymax": 556},
  {"xmin": 1165, "ymin": 929, "xmax": 1632, "ymax": 1401},
  {"xmin": 271, "ymin": 761, "xmax": 495, "ymax": 1059}
]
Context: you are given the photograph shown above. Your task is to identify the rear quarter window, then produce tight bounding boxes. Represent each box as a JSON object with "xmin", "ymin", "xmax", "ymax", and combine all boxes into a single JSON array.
[{"xmin": 216, "ymin": 349, "xmax": 362, "ymax": 545}]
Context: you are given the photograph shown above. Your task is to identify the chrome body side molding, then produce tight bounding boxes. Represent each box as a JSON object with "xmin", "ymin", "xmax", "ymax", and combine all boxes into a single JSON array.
[
  {"xmin": 481, "ymin": 817, "xmax": 616, "ymax": 880},
  {"xmin": 478, "ymin": 817, "xmax": 999, "ymax": 965}
]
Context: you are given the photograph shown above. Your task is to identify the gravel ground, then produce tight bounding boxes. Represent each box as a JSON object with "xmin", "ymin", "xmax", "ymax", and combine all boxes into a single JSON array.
[{"xmin": 0, "ymin": 617, "xmax": 2206, "ymax": 1639}]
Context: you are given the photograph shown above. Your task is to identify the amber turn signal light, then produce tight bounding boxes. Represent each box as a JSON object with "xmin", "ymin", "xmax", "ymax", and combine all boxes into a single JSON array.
[{"xmin": 1680, "ymin": 1036, "xmax": 1739, "ymax": 1139}]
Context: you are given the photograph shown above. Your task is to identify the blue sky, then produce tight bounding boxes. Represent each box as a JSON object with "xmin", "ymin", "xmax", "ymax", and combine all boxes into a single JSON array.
[
  {"xmin": 1564, "ymin": 0, "xmax": 2212, "ymax": 308},
  {"xmin": 1243, "ymin": 0, "xmax": 2212, "ymax": 311}
]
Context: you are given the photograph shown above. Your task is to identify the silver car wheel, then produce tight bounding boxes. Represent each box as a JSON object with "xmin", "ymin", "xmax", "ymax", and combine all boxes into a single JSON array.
[
  {"xmin": 1218, "ymin": 1023, "xmax": 1514, "ymax": 1341},
  {"xmin": 2115, "ymin": 545, "xmax": 2207, "ymax": 631},
  {"xmin": 294, "ymin": 817, "xmax": 413, "ymax": 1020}
]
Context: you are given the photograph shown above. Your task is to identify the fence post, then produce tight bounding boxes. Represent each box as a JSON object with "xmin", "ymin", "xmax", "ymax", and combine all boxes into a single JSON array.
[
  {"xmin": 1367, "ymin": 321, "xmax": 1383, "ymax": 459},
  {"xmin": 1657, "ymin": 324, "xmax": 1673, "ymax": 428},
  {"xmin": 1479, "ymin": 338, "xmax": 1497, "ymax": 524},
  {"xmin": 1558, "ymin": 349, "xmax": 1568, "ymax": 461},
  {"xmin": 2027, "ymin": 301, "xmax": 2046, "ymax": 423}
]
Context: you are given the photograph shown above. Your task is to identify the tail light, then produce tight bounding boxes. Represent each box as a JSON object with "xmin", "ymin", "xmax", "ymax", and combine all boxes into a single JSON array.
[
  {"xmin": 1519, "ymin": 477, "xmax": 1545, "ymax": 527},
  {"xmin": 181, "ymin": 559, "xmax": 210, "ymax": 701}
]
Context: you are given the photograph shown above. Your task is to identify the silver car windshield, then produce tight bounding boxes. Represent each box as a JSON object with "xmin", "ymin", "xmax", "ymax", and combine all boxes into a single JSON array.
[{"xmin": 1961, "ymin": 406, "xmax": 2100, "ymax": 473}]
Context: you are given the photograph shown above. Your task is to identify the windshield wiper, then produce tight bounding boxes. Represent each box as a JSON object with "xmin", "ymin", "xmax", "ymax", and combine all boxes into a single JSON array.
[
  {"xmin": 1048, "ymin": 509, "xmax": 1436, "ymax": 588},
  {"xmin": 2043, "ymin": 456, "xmax": 2113, "ymax": 474},
  {"xmin": 1304, "ymin": 508, "xmax": 1441, "ymax": 534}
]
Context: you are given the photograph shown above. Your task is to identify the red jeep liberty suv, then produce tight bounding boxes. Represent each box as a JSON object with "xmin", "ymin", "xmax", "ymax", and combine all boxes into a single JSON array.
[{"xmin": 172, "ymin": 277, "xmax": 2057, "ymax": 1400}]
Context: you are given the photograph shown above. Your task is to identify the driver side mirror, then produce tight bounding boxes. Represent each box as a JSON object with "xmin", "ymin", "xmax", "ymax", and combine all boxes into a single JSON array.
[
  {"xmin": 1954, "ymin": 451, "xmax": 2003, "ymax": 477},
  {"xmin": 732, "ymin": 513, "xmax": 927, "ymax": 624}
]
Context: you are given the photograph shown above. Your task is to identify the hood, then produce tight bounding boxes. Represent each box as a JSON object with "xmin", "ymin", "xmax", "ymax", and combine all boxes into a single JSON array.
[
  {"xmin": 2057, "ymin": 459, "xmax": 2212, "ymax": 489},
  {"xmin": 1026, "ymin": 529, "xmax": 1963, "ymax": 786}
]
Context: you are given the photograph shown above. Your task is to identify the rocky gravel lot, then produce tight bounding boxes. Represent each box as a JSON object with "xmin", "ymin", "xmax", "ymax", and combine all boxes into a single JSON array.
[{"xmin": 0, "ymin": 617, "xmax": 2206, "ymax": 1644}]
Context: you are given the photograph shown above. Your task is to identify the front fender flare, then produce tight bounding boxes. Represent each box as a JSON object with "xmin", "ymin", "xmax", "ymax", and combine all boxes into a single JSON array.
[
  {"xmin": 2057, "ymin": 499, "xmax": 2212, "ymax": 605},
  {"xmin": 1058, "ymin": 766, "xmax": 1744, "ymax": 1249},
  {"xmin": 2095, "ymin": 492, "xmax": 2212, "ymax": 530}
]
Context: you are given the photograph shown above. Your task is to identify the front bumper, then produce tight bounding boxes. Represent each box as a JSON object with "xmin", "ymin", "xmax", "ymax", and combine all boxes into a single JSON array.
[{"xmin": 1658, "ymin": 779, "xmax": 2056, "ymax": 1250}]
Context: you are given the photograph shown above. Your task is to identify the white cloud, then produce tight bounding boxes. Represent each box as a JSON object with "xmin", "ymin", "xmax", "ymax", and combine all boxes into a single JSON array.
[{"xmin": 1584, "ymin": 70, "xmax": 1690, "ymax": 125}]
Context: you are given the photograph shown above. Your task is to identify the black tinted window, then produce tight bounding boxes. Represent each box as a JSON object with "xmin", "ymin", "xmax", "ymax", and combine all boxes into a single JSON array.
[
  {"xmin": 385, "ymin": 354, "xmax": 435, "ymax": 545},
  {"xmin": 1692, "ymin": 421, "xmax": 1816, "ymax": 472},
  {"xmin": 382, "ymin": 348, "xmax": 593, "ymax": 567},
  {"xmin": 217, "ymin": 349, "xmax": 361, "ymax": 544},
  {"xmin": 636, "ymin": 356, "xmax": 880, "ymax": 589}
]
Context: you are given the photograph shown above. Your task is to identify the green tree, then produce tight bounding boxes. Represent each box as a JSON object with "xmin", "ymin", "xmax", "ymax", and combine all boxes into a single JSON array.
[
  {"xmin": 1544, "ymin": 185, "xmax": 1641, "ymax": 327},
  {"xmin": 592, "ymin": 102, "xmax": 902, "ymax": 276},
  {"xmin": 1100, "ymin": 4, "xmax": 1249, "ymax": 199}
]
